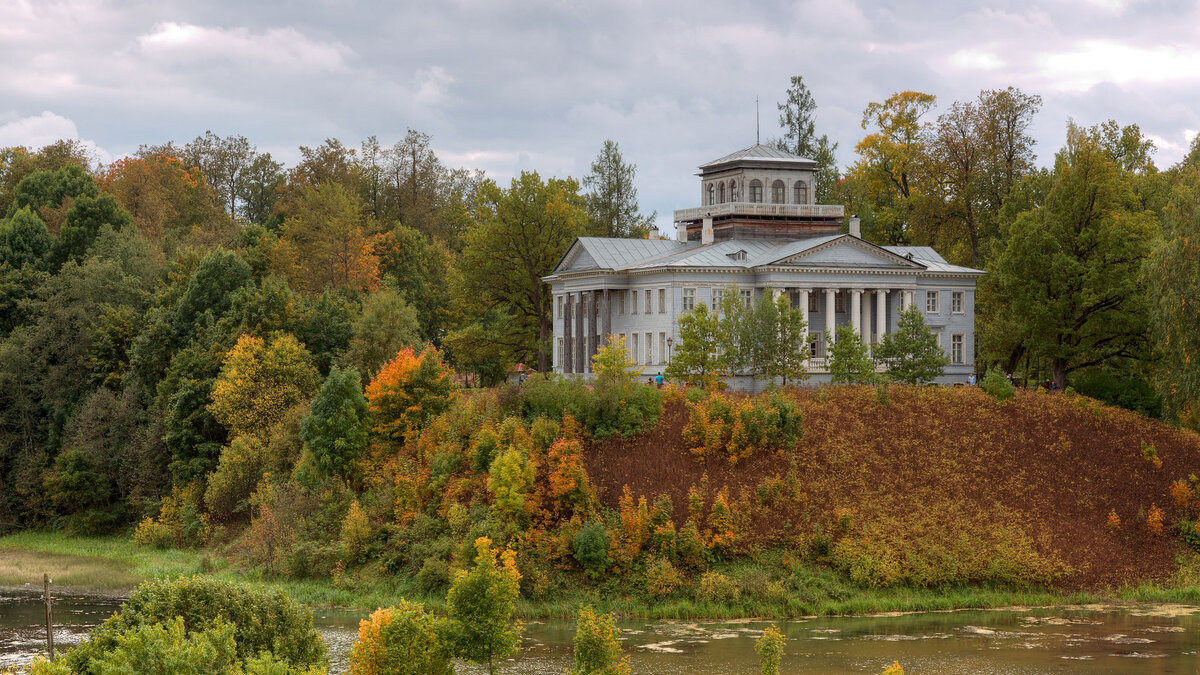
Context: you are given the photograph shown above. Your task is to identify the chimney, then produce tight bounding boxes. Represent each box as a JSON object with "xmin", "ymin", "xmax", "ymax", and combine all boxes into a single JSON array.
[
  {"xmin": 676, "ymin": 223, "xmax": 687, "ymax": 242},
  {"xmin": 702, "ymin": 216, "xmax": 714, "ymax": 245},
  {"xmin": 849, "ymin": 215, "xmax": 861, "ymax": 238}
]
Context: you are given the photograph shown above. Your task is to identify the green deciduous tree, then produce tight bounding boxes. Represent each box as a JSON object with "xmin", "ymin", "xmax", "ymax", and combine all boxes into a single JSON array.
[
  {"xmin": 875, "ymin": 306, "xmax": 948, "ymax": 385},
  {"xmin": 447, "ymin": 537, "xmax": 523, "ymax": 674},
  {"xmin": 1, "ymin": 206, "xmax": 53, "ymax": 269},
  {"xmin": 8, "ymin": 164, "xmax": 98, "ymax": 219},
  {"xmin": 54, "ymin": 194, "xmax": 134, "ymax": 267},
  {"xmin": 924, "ymin": 88, "xmax": 1042, "ymax": 266},
  {"xmin": 342, "ymin": 289, "xmax": 421, "ymax": 380},
  {"xmin": 665, "ymin": 302, "xmax": 727, "ymax": 389},
  {"xmin": 829, "ymin": 325, "xmax": 878, "ymax": 384},
  {"xmin": 374, "ymin": 224, "xmax": 452, "ymax": 344},
  {"xmin": 452, "ymin": 172, "xmax": 588, "ymax": 372},
  {"xmin": 1147, "ymin": 137, "xmax": 1200, "ymax": 429},
  {"xmin": 718, "ymin": 288, "xmax": 808, "ymax": 386},
  {"xmin": 298, "ymin": 366, "xmax": 369, "ymax": 481},
  {"xmin": 583, "ymin": 140, "xmax": 653, "ymax": 239},
  {"xmin": 987, "ymin": 123, "xmax": 1155, "ymax": 388}
]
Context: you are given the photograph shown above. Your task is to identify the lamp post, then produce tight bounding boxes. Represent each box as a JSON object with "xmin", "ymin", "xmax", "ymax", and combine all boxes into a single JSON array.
[{"xmin": 666, "ymin": 336, "xmax": 673, "ymax": 366}]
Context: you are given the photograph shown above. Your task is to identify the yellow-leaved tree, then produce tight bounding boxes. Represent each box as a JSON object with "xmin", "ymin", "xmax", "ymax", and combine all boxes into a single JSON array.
[{"xmin": 209, "ymin": 333, "xmax": 321, "ymax": 441}]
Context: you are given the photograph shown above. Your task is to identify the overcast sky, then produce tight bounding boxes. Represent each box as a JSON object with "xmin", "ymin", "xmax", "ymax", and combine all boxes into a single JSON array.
[{"xmin": 2, "ymin": 0, "xmax": 1198, "ymax": 231}]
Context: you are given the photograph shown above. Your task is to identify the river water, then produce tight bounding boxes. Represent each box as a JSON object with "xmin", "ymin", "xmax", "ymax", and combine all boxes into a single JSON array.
[{"xmin": 2, "ymin": 589, "xmax": 1198, "ymax": 673}]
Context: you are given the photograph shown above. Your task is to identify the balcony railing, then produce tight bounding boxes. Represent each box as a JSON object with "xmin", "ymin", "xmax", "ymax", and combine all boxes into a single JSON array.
[
  {"xmin": 673, "ymin": 202, "xmax": 845, "ymax": 222},
  {"xmin": 805, "ymin": 357, "xmax": 893, "ymax": 374}
]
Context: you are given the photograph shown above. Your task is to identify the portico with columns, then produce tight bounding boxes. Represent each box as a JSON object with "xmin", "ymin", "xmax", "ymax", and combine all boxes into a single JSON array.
[{"xmin": 544, "ymin": 143, "xmax": 984, "ymax": 386}]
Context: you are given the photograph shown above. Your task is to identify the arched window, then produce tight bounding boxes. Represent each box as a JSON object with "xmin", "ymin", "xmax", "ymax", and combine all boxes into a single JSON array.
[
  {"xmin": 707, "ymin": 183, "xmax": 715, "ymax": 206},
  {"xmin": 749, "ymin": 179, "xmax": 763, "ymax": 203},
  {"xmin": 729, "ymin": 180, "xmax": 738, "ymax": 201},
  {"xmin": 771, "ymin": 180, "xmax": 785, "ymax": 204},
  {"xmin": 718, "ymin": 182, "xmax": 725, "ymax": 203},
  {"xmin": 794, "ymin": 180, "xmax": 809, "ymax": 204}
]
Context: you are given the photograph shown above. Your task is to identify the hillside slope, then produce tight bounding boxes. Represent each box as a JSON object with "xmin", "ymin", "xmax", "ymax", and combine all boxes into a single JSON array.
[{"xmin": 586, "ymin": 386, "xmax": 1200, "ymax": 589}]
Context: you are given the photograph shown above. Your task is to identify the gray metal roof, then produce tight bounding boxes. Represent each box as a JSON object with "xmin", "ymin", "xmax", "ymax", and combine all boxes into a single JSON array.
[
  {"xmin": 553, "ymin": 237, "xmax": 984, "ymax": 277},
  {"xmin": 698, "ymin": 143, "xmax": 813, "ymax": 168},
  {"xmin": 627, "ymin": 240, "xmax": 781, "ymax": 269},
  {"xmin": 883, "ymin": 246, "xmax": 985, "ymax": 274},
  {"xmin": 745, "ymin": 235, "xmax": 842, "ymax": 267},
  {"xmin": 572, "ymin": 237, "xmax": 693, "ymax": 270}
]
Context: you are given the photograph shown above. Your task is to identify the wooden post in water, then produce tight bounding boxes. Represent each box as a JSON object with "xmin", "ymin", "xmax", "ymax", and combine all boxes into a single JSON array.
[{"xmin": 43, "ymin": 572, "xmax": 54, "ymax": 661}]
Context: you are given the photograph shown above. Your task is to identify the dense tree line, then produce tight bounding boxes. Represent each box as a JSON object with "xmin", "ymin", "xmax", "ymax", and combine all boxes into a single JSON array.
[
  {"xmin": 0, "ymin": 133, "xmax": 652, "ymax": 532},
  {"xmin": 769, "ymin": 75, "xmax": 1199, "ymax": 419}
]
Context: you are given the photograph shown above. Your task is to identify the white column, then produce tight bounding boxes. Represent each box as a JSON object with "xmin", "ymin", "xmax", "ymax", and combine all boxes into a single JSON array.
[
  {"xmin": 799, "ymin": 289, "xmax": 810, "ymax": 364},
  {"xmin": 825, "ymin": 289, "xmax": 837, "ymax": 345},
  {"xmin": 861, "ymin": 290, "xmax": 872, "ymax": 344},
  {"xmin": 798, "ymin": 289, "xmax": 810, "ymax": 335},
  {"xmin": 850, "ymin": 289, "xmax": 862, "ymax": 336},
  {"xmin": 875, "ymin": 289, "xmax": 888, "ymax": 344}
]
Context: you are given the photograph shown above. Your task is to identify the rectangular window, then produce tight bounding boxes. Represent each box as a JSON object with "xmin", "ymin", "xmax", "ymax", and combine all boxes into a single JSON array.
[
  {"xmin": 952, "ymin": 334, "xmax": 964, "ymax": 365},
  {"xmin": 645, "ymin": 332, "xmax": 653, "ymax": 364},
  {"xmin": 926, "ymin": 290, "xmax": 939, "ymax": 313},
  {"xmin": 631, "ymin": 290, "xmax": 638, "ymax": 315},
  {"xmin": 658, "ymin": 288, "xmax": 666, "ymax": 313},
  {"xmin": 630, "ymin": 333, "xmax": 639, "ymax": 364},
  {"xmin": 808, "ymin": 293, "xmax": 818, "ymax": 312},
  {"xmin": 682, "ymin": 288, "xmax": 696, "ymax": 311},
  {"xmin": 645, "ymin": 289, "xmax": 652, "ymax": 314},
  {"xmin": 711, "ymin": 288, "xmax": 724, "ymax": 309},
  {"xmin": 835, "ymin": 291, "xmax": 845, "ymax": 313},
  {"xmin": 557, "ymin": 338, "xmax": 563, "ymax": 368},
  {"xmin": 809, "ymin": 331, "xmax": 824, "ymax": 359},
  {"xmin": 659, "ymin": 332, "xmax": 667, "ymax": 364},
  {"xmin": 951, "ymin": 291, "xmax": 964, "ymax": 314},
  {"xmin": 555, "ymin": 295, "xmax": 561, "ymax": 320},
  {"xmin": 740, "ymin": 289, "xmax": 753, "ymax": 308}
]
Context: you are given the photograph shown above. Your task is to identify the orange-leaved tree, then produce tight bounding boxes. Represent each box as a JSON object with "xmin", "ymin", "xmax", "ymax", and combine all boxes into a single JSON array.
[{"xmin": 365, "ymin": 345, "xmax": 456, "ymax": 444}]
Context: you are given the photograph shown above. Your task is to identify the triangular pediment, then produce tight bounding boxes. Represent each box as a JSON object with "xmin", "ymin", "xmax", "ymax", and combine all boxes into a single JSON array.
[
  {"xmin": 554, "ymin": 240, "xmax": 599, "ymax": 273},
  {"xmin": 768, "ymin": 236, "xmax": 925, "ymax": 269}
]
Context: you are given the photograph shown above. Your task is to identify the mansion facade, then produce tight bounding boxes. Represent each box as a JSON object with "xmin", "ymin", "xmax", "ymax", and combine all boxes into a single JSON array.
[{"xmin": 543, "ymin": 144, "xmax": 984, "ymax": 385}]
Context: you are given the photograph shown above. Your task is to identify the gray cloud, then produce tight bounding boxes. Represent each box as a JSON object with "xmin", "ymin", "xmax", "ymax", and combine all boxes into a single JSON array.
[{"xmin": 2, "ymin": 0, "xmax": 1197, "ymax": 231}]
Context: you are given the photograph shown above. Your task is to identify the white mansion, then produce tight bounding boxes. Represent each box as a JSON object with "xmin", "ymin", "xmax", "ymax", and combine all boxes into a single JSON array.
[{"xmin": 544, "ymin": 144, "xmax": 984, "ymax": 385}]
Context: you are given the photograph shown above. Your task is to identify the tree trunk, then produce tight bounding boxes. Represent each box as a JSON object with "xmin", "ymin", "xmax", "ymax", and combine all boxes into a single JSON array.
[{"xmin": 1052, "ymin": 359, "xmax": 1068, "ymax": 390}]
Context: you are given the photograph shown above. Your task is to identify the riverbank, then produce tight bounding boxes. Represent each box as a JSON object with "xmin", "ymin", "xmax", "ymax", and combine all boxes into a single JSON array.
[{"xmin": 6, "ymin": 531, "xmax": 1200, "ymax": 620}]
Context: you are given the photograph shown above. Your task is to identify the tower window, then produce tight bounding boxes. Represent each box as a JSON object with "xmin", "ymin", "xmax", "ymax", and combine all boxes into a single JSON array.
[
  {"xmin": 707, "ymin": 183, "xmax": 715, "ymax": 206},
  {"xmin": 771, "ymin": 180, "xmax": 785, "ymax": 204},
  {"xmin": 794, "ymin": 180, "xmax": 808, "ymax": 204},
  {"xmin": 718, "ymin": 182, "xmax": 725, "ymax": 203},
  {"xmin": 729, "ymin": 180, "xmax": 738, "ymax": 201},
  {"xmin": 749, "ymin": 179, "xmax": 763, "ymax": 203}
]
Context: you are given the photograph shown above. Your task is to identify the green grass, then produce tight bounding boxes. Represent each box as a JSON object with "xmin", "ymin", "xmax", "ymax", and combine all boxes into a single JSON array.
[{"xmin": 4, "ymin": 531, "xmax": 1196, "ymax": 619}]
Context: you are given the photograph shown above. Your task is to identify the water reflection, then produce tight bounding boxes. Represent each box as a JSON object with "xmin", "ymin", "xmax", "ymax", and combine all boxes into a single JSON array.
[{"xmin": 3, "ymin": 589, "xmax": 1199, "ymax": 674}]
